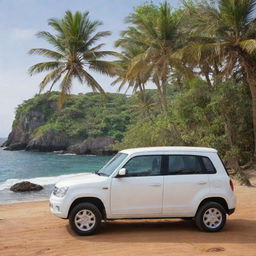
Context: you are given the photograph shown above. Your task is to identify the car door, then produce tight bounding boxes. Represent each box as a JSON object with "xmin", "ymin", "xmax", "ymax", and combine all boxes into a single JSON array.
[
  {"xmin": 110, "ymin": 155, "xmax": 164, "ymax": 217},
  {"xmin": 162, "ymin": 154, "xmax": 210, "ymax": 217}
]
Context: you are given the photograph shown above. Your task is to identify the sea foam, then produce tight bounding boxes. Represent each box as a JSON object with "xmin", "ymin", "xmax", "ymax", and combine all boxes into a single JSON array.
[{"xmin": 0, "ymin": 172, "xmax": 90, "ymax": 190}]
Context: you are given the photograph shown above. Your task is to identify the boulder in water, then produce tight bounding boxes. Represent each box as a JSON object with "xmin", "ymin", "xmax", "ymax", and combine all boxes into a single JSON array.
[{"xmin": 10, "ymin": 181, "xmax": 43, "ymax": 192}]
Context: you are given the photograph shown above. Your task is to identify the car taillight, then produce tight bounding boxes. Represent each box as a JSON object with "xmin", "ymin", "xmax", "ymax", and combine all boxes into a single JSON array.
[{"xmin": 229, "ymin": 179, "xmax": 234, "ymax": 191}]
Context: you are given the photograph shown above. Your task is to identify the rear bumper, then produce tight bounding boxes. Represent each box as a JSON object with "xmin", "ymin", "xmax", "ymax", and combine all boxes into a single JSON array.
[{"xmin": 227, "ymin": 208, "xmax": 235, "ymax": 215}]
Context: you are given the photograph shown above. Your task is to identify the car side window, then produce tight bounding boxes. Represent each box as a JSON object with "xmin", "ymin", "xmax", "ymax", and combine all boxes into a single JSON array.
[
  {"xmin": 167, "ymin": 155, "xmax": 203, "ymax": 175},
  {"xmin": 123, "ymin": 155, "xmax": 161, "ymax": 177},
  {"xmin": 166, "ymin": 155, "xmax": 216, "ymax": 175}
]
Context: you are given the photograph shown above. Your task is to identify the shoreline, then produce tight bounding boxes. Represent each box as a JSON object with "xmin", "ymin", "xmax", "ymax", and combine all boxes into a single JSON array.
[{"xmin": 0, "ymin": 198, "xmax": 48, "ymax": 205}]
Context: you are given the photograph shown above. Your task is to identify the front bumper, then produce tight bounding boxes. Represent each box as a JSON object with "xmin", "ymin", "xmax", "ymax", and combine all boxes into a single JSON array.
[{"xmin": 49, "ymin": 193, "xmax": 68, "ymax": 219}]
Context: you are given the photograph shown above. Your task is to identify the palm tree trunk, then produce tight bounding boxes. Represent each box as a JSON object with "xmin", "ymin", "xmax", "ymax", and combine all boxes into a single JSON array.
[
  {"xmin": 154, "ymin": 77, "xmax": 168, "ymax": 114},
  {"xmin": 161, "ymin": 82, "xmax": 168, "ymax": 115},
  {"xmin": 228, "ymin": 156, "xmax": 251, "ymax": 186},
  {"xmin": 247, "ymin": 80, "xmax": 256, "ymax": 159},
  {"xmin": 223, "ymin": 112, "xmax": 252, "ymax": 186},
  {"xmin": 239, "ymin": 52, "xmax": 256, "ymax": 159},
  {"xmin": 243, "ymin": 73, "xmax": 256, "ymax": 159}
]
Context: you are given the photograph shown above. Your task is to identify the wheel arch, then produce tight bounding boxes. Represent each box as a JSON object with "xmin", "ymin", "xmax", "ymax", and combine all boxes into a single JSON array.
[
  {"xmin": 68, "ymin": 197, "xmax": 106, "ymax": 219},
  {"xmin": 196, "ymin": 197, "xmax": 229, "ymax": 214}
]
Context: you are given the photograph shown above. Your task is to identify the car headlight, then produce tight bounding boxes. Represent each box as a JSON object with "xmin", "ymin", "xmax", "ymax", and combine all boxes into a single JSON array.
[{"xmin": 53, "ymin": 186, "xmax": 69, "ymax": 198}]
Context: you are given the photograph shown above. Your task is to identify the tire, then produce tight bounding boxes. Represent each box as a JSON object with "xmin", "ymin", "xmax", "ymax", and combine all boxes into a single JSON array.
[
  {"xmin": 69, "ymin": 202, "xmax": 102, "ymax": 236},
  {"xmin": 195, "ymin": 202, "xmax": 226, "ymax": 232}
]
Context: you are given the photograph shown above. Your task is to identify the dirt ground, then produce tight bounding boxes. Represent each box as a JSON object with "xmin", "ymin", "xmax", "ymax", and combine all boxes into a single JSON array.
[{"xmin": 0, "ymin": 181, "xmax": 256, "ymax": 256}]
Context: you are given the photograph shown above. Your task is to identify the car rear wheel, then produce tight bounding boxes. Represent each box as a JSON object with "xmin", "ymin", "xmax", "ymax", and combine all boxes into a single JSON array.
[
  {"xmin": 69, "ymin": 202, "xmax": 102, "ymax": 236},
  {"xmin": 195, "ymin": 202, "xmax": 226, "ymax": 232}
]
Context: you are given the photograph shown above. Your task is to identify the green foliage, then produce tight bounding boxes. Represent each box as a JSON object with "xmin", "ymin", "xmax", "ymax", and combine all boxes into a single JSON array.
[
  {"xmin": 115, "ymin": 115, "xmax": 182, "ymax": 149},
  {"xmin": 15, "ymin": 92, "xmax": 132, "ymax": 142},
  {"xmin": 117, "ymin": 78, "xmax": 253, "ymax": 164},
  {"xmin": 14, "ymin": 93, "xmax": 58, "ymax": 128}
]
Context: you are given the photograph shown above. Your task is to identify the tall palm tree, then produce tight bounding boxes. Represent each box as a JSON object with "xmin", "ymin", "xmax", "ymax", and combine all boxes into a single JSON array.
[
  {"xmin": 29, "ymin": 10, "xmax": 118, "ymax": 106},
  {"xmin": 177, "ymin": 0, "xmax": 256, "ymax": 157},
  {"xmin": 115, "ymin": 2, "xmax": 190, "ymax": 114}
]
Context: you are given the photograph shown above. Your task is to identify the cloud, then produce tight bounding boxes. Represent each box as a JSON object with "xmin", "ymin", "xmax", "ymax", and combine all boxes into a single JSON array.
[{"xmin": 9, "ymin": 28, "xmax": 36, "ymax": 40}]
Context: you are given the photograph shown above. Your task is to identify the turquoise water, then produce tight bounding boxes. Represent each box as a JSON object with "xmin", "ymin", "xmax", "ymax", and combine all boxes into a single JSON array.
[
  {"xmin": 0, "ymin": 148, "xmax": 111, "ymax": 182},
  {"xmin": 0, "ymin": 139, "xmax": 112, "ymax": 204}
]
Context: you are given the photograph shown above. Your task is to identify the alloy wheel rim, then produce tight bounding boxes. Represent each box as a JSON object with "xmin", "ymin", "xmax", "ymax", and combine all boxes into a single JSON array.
[
  {"xmin": 74, "ymin": 209, "xmax": 96, "ymax": 231},
  {"xmin": 203, "ymin": 208, "xmax": 223, "ymax": 229}
]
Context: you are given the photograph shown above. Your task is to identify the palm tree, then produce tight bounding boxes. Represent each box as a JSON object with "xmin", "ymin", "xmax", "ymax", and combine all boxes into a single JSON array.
[
  {"xmin": 29, "ymin": 10, "xmax": 118, "ymax": 106},
  {"xmin": 112, "ymin": 44, "xmax": 149, "ymax": 94},
  {"xmin": 178, "ymin": 0, "xmax": 256, "ymax": 158},
  {"xmin": 132, "ymin": 91, "xmax": 157, "ymax": 121},
  {"xmin": 115, "ymin": 2, "xmax": 190, "ymax": 114}
]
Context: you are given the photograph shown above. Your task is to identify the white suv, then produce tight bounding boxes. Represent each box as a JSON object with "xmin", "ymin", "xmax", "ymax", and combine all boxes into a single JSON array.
[{"xmin": 49, "ymin": 147, "xmax": 236, "ymax": 235}]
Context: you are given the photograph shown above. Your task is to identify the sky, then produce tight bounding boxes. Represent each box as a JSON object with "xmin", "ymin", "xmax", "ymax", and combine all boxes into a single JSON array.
[{"xmin": 0, "ymin": 0, "xmax": 179, "ymax": 138}]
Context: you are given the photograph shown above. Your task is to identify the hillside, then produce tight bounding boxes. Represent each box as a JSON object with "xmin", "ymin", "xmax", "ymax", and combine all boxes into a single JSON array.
[{"xmin": 2, "ymin": 92, "xmax": 132, "ymax": 155}]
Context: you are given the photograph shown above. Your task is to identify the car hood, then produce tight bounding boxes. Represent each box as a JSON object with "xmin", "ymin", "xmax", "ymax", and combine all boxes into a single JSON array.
[{"xmin": 55, "ymin": 173, "xmax": 108, "ymax": 188}]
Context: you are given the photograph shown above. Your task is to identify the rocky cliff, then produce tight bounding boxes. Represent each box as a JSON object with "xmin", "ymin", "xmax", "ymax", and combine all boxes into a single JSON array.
[{"xmin": 2, "ymin": 92, "xmax": 131, "ymax": 155}]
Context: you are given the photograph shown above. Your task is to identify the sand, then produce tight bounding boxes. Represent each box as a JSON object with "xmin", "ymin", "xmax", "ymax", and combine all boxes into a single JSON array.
[{"xmin": 0, "ymin": 185, "xmax": 256, "ymax": 256}]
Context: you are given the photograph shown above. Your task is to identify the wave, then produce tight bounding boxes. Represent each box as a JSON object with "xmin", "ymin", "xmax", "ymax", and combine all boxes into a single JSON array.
[
  {"xmin": 56, "ymin": 153, "xmax": 97, "ymax": 156},
  {"xmin": 58, "ymin": 153, "xmax": 77, "ymax": 156},
  {"xmin": 0, "ymin": 172, "xmax": 91, "ymax": 190}
]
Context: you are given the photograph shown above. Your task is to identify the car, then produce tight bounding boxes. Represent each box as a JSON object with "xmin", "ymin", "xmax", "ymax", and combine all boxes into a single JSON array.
[{"xmin": 49, "ymin": 146, "xmax": 236, "ymax": 235}]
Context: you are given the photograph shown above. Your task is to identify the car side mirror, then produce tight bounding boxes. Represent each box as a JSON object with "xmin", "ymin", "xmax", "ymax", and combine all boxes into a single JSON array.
[{"xmin": 117, "ymin": 168, "xmax": 127, "ymax": 177}]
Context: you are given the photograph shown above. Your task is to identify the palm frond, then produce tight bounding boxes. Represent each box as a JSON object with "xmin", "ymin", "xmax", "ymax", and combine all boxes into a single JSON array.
[
  {"xmin": 83, "ymin": 50, "xmax": 121, "ymax": 60},
  {"xmin": 28, "ymin": 62, "xmax": 64, "ymax": 75},
  {"xmin": 36, "ymin": 31, "xmax": 65, "ymax": 53},
  {"xmin": 83, "ymin": 31, "xmax": 111, "ymax": 49},
  {"xmin": 88, "ymin": 60, "xmax": 117, "ymax": 76},
  {"xmin": 239, "ymin": 39, "xmax": 256, "ymax": 54},
  {"xmin": 39, "ymin": 67, "xmax": 64, "ymax": 93},
  {"xmin": 28, "ymin": 48, "xmax": 64, "ymax": 60},
  {"xmin": 79, "ymin": 68, "xmax": 105, "ymax": 94}
]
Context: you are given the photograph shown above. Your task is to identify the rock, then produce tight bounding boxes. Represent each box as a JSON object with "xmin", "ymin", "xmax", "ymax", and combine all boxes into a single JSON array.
[
  {"xmin": 67, "ymin": 136, "xmax": 116, "ymax": 155},
  {"xmin": 3, "ymin": 143, "xmax": 27, "ymax": 151},
  {"xmin": 10, "ymin": 181, "xmax": 43, "ymax": 192},
  {"xmin": 3, "ymin": 108, "xmax": 49, "ymax": 150},
  {"xmin": 26, "ymin": 129, "xmax": 70, "ymax": 152}
]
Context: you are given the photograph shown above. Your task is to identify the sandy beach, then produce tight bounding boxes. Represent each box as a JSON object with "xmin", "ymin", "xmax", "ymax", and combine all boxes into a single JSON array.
[{"xmin": 0, "ymin": 183, "xmax": 255, "ymax": 256}]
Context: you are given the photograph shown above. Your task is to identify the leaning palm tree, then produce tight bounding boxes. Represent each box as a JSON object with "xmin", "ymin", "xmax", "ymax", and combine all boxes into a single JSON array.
[
  {"xmin": 29, "ymin": 10, "xmax": 118, "ymax": 106},
  {"xmin": 178, "ymin": 0, "xmax": 256, "ymax": 158}
]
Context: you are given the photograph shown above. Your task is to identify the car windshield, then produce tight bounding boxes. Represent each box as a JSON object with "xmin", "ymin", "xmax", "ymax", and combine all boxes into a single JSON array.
[{"xmin": 96, "ymin": 153, "xmax": 128, "ymax": 176}]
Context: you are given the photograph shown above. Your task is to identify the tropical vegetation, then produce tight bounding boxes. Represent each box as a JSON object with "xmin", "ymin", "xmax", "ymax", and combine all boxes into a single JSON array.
[
  {"xmin": 15, "ymin": 92, "xmax": 131, "ymax": 141},
  {"xmin": 27, "ymin": 1, "xmax": 256, "ymax": 185}
]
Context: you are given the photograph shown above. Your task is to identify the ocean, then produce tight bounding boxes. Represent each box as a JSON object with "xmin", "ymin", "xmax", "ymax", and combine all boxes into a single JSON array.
[{"xmin": 0, "ymin": 138, "xmax": 112, "ymax": 204}]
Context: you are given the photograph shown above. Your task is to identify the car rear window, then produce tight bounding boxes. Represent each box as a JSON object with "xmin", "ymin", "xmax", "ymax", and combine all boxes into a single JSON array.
[
  {"xmin": 201, "ymin": 156, "xmax": 216, "ymax": 173},
  {"xmin": 165, "ymin": 155, "xmax": 216, "ymax": 175}
]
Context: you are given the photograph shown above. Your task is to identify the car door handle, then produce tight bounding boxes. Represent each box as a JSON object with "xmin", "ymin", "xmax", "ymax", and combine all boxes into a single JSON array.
[
  {"xmin": 149, "ymin": 184, "xmax": 161, "ymax": 187},
  {"xmin": 198, "ymin": 181, "xmax": 207, "ymax": 185}
]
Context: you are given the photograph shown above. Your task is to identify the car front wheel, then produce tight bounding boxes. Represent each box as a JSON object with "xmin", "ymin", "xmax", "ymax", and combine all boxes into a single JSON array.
[
  {"xmin": 69, "ymin": 202, "xmax": 102, "ymax": 236},
  {"xmin": 195, "ymin": 202, "xmax": 226, "ymax": 232}
]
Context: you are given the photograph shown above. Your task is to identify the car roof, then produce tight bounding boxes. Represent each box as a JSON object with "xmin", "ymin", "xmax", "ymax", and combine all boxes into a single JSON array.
[{"xmin": 120, "ymin": 146, "xmax": 217, "ymax": 155}]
